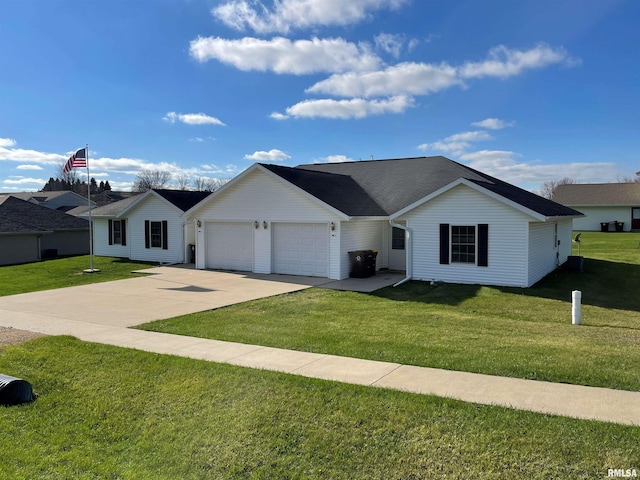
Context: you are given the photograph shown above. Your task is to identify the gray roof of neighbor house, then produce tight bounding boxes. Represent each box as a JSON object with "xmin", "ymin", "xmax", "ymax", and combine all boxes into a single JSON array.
[
  {"xmin": 88, "ymin": 189, "xmax": 212, "ymax": 217},
  {"xmin": 553, "ymin": 183, "xmax": 640, "ymax": 206},
  {"xmin": 0, "ymin": 195, "xmax": 89, "ymax": 233},
  {"xmin": 4, "ymin": 190, "xmax": 94, "ymax": 210},
  {"xmin": 263, "ymin": 156, "xmax": 582, "ymax": 218}
]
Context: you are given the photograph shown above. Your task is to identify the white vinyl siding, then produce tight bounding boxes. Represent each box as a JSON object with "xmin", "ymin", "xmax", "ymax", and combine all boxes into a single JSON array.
[
  {"xmin": 127, "ymin": 195, "xmax": 185, "ymax": 264},
  {"xmin": 195, "ymin": 169, "xmax": 336, "ymax": 223},
  {"xmin": 93, "ymin": 218, "xmax": 129, "ymax": 258},
  {"xmin": 273, "ymin": 223, "xmax": 328, "ymax": 277},
  {"xmin": 400, "ymin": 184, "xmax": 531, "ymax": 287},
  {"xmin": 557, "ymin": 219, "xmax": 573, "ymax": 263},
  {"xmin": 340, "ymin": 220, "xmax": 386, "ymax": 279},
  {"xmin": 527, "ymin": 219, "xmax": 574, "ymax": 286},
  {"xmin": 570, "ymin": 206, "xmax": 634, "ymax": 232},
  {"xmin": 527, "ymin": 222, "xmax": 557, "ymax": 286},
  {"xmin": 205, "ymin": 222, "xmax": 253, "ymax": 271}
]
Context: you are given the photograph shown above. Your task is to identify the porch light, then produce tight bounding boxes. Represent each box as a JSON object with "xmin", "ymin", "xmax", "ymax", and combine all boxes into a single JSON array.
[
  {"xmin": 263, "ymin": 221, "xmax": 268, "ymax": 229},
  {"xmin": 196, "ymin": 220, "xmax": 202, "ymax": 228},
  {"xmin": 330, "ymin": 221, "xmax": 336, "ymax": 231},
  {"xmin": 254, "ymin": 220, "xmax": 259, "ymax": 229}
]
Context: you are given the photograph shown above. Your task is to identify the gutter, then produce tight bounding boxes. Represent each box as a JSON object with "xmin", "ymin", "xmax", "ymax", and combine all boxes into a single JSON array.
[{"xmin": 389, "ymin": 220, "xmax": 412, "ymax": 287}]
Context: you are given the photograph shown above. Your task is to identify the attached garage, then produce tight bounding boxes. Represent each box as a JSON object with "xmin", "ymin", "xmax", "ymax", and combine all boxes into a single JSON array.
[
  {"xmin": 272, "ymin": 223, "xmax": 328, "ymax": 277},
  {"xmin": 206, "ymin": 222, "xmax": 253, "ymax": 271}
]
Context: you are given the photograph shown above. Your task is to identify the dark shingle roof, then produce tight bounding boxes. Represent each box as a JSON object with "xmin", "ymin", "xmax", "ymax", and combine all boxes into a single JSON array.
[
  {"xmin": 260, "ymin": 164, "xmax": 387, "ymax": 216},
  {"xmin": 553, "ymin": 183, "xmax": 640, "ymax": 206},
  {"xmin": 153, "ymin": 190, "xmax": 212, "ymax": 212},
  {"xmin": 88, "ymin": 189, "xmax": 212, "ymax": 217},
  {"xmin": 293, "ymin": 156, "xmax": 581, "ymax": 217},
  {"xmin": 0, "ymin": 195, "xmax": 89, "ymax": 233}
]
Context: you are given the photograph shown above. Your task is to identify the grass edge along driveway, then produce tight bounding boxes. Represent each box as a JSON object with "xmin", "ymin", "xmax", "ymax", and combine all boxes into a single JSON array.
[{"xmin": 139, "ymin": 232, "xmax": 640, "ymax": 392}]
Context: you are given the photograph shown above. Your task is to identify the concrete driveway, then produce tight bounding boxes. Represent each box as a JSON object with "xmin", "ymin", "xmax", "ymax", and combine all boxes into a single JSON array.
[{"xmin": 0, "ymin": 266, "xmax": 329, "ymax": 329}]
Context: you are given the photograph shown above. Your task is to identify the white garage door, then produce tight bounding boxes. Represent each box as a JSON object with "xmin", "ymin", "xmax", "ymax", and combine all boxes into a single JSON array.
[
  {"xmin": 206, "ymin": 222, "xmax": 253, "ymax": 271},
  {"xmin": 273, "ymin": 223, "xmax": 328, "ymax": 277}
]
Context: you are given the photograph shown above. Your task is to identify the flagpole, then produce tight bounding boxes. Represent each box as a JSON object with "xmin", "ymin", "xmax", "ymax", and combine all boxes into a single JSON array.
[{"xmin": 85, "ymin": 144, "xmax": 99, "ymax": 273}]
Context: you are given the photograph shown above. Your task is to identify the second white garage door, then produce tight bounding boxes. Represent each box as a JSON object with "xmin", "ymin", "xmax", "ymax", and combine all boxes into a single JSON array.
[
  {"xmin": 206, "ymin": 222, "xmax": 253, "ymax": 271},
  {"xmin": 273, "ymin": 223, "xmax": 328, "ymax": 277}
]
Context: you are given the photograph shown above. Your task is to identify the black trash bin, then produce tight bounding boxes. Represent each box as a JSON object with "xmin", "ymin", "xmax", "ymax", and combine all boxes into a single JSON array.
[
  {"xmin": 600, "ymin": 222, "xmax": 609, "ymax": 232},
  {"xmin": 615, "ymin": 221, "xmax": 624, "ymax": 232},
  {"xmin": 348, "ymin": 250, "xmax": 378, "ymax": 278},
  {"xmin": 0, "ymin": 374, "xmax": 35, "ymax": 405}
]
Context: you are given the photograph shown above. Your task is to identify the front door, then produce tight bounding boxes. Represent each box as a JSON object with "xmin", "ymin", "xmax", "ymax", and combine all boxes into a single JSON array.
[
  {"xmin": 632, "ymin": 208, "xmax": 640, "ymax": 230},
  {"xmin": 389, "ymin": 225, "xmax": 407, "ymax": 271}
]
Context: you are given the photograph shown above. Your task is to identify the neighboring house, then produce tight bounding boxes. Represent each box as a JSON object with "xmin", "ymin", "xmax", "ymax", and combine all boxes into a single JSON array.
[
  {"xmin": 185, "ymin": 156, "xmax": 583, "ymax": 288},
  {"xmin": 6, "ymin": 191, "xmax": 94, "ymax": 213},
  {"xmin": 86, "ymin": 189, "xmax": 212, "ymax": 264},
  {"xmin": 553, "ymin": 183, "xmax": 640, "ymax": 232},
  {"xmin": 0, "ymin": 195, "xmax": 89, "ymax": 266}
]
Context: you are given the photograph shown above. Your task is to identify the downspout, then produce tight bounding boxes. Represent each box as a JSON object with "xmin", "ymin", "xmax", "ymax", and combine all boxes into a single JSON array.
[{"xmin": 389, "ymin": 220, "xmax": 412, "ymax": 287}]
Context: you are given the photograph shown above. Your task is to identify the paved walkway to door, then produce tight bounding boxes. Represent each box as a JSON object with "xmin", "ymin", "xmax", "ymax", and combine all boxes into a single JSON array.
[{"xmin": 1, "ymin": 266, "xmax": 638, "ymax": 426}]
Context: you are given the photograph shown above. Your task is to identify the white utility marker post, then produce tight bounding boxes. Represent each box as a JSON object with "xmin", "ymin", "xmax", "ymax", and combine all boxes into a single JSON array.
[{"xmin": 572, "ymin": 290, "xmax": 582, "ymax": 325}]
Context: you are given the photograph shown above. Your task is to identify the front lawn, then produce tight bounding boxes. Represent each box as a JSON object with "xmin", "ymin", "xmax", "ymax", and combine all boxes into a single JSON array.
[
  {"xmin": 140, "ymin": 232, "xmax": 640, "ymax": 391},
  {"xmin": 0, "ymin": 256, "xmax": 156, "ymax": 296},
  {"xmin": 0, "ymin": 337, "xmax": 637, "ymax": 479}
]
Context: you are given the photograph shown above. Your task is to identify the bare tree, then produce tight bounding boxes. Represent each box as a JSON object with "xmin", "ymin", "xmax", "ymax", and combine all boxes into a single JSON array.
[
  {"xmin": 173, "ymin": 174, "xmax": 191, "ymax": 191},
  {"xmin": 56, "ymin": 161, "xmax": 80, "ymax": 185},
  {"xmin": 616, "ymin": 174, "xmax": 640, "ymax": 183},
  {"xmin": 193, "ymin": 177, "xmax": 228, "ymax": 192},
  {"xmin": 539, "ymin": 177, "xmax": 576, "ymax": 199},
  {"xmin": 132, "ymin": 169, "xmax": 172, "ymax": 192}
]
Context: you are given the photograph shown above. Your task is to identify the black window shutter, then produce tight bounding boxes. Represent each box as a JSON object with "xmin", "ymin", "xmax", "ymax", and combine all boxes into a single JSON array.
[
  {"xmin": 439, "ymin": 224, "xmax": 450, "ymax": 265},
  {"xmin": 144, "ymin": 220, "xmax": 150, "ymax": 249},
  {"xmin": 478, "ymin": 224, "xmax": 488, "ymax": 267},
  {"xmin": 108, "ymin": 220, "xmax": 113, "ymax": 245},
  {"xmin": 162, "ymin": 220, "xmax": 168, "ymax": 250},
  {"xmin": 121, "ymin": 220, "xmax": 127, "ymax": 246}
]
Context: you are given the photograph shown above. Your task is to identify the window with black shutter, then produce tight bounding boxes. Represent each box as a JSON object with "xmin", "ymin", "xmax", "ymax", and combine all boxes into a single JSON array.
[
  {"xmin": 145, "ymin": 220, "xmax": 168, "ymax": 249},
  {"xmin": 108, "ymin": 219, "xmax": 126, "ymax": 246}
]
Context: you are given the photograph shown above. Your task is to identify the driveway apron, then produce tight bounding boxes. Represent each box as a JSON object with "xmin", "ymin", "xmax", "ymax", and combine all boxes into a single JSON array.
[{"xmin": 0, "ymin": 267, "xmax": 329, "ymax": 328}]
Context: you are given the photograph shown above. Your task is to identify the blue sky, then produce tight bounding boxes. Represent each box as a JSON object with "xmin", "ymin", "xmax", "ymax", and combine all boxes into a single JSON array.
[{"xmin": 1, "ymin": 0, "xmax": 639, "ymax": 193}]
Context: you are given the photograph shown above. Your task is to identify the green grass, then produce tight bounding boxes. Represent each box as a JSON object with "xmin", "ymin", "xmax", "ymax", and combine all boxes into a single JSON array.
[
  {"xmin": 0, "ymin": 336, "xmax": 637, "ymax": 479},
  {"xmin": 0, "ymin": 256, "xmax": 156, "ymax": 296},
  {"xmin": 140, "ymin": 232, "xmax": 640, "ymax": 391}
]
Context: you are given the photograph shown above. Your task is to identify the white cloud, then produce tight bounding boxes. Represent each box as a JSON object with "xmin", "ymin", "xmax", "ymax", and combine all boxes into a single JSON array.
[
  {"xmin": 3, "ymin": 176, "xmax": 47, "ymax": 185},
  {"xmin": 0, "ymin": 146, "xmax": 66, "ymax": 165},
  {"xmin": 244, "ymin": 149, "xmax": 291, "ymax": 161},
  {"xmin": 212, "ymin": 0, "xmax": 409, "ymax": 34},
  {"xmin": 16, "ymin": 164, "xmax": 43, "ymax": 170},
  {"xmin": 163, "ymin": 111, "xmax": 225, "ymax": 126},
  {"xmin": 315, "ymin": 154, "xmax": 356, "ymax": 163},
  {"xmin": 270, "ymin": 112, "xmax": 289, "ymax": 120},
  {"xmin": 458, "ymin": 150, "xmax": 617, "ymax": 189},
  {"xmin": 374, "ymin": 33, "xmax": 412, "ymax": 58},
  {"xmin": 276, "ymin": 95, "xmax": 414, "ymax": 119},
  {"xmin": 190, "ymin": 36, "xmax": 381, "ymax": 75},
  {"xmin": 460, "ymin": 43, "xmax": 580, "ymax": 79},
  {"xmin": 305, "ymin": 44, "xmax": 578, "ymax": 99},
  {"xmin": 418, "ymin": 130, "xmax": 492, "ymax": 155},
  {"xmin": 471, "ymin": 118, "xmax": 514, "ymax": 130},
  {"xmin": 0, "ymin": 138, "xmax": 17, "ymax": 148},
  {"xmin": 307, "ymin": 62, "xmax": 460, "ymax": 98}
]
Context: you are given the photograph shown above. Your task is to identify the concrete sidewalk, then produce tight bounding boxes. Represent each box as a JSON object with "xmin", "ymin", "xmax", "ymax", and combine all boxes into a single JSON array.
[
  {"xmin": 2, "ymin": 313, "xmax": 639, "ymax": 426},
  {"xmin": 1, "ymin": 268, "xmax": 639, "ymax": 426}
]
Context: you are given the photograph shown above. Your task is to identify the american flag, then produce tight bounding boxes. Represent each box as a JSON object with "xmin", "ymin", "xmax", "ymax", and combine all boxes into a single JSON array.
[{"xmin": 63, "ymin": 147, "xmax": 87, "ymax": 174}]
